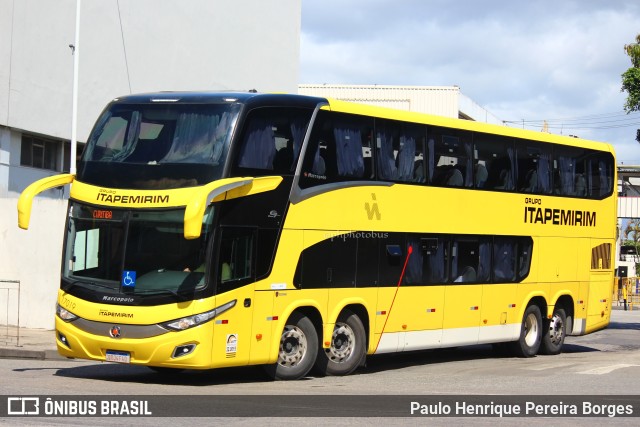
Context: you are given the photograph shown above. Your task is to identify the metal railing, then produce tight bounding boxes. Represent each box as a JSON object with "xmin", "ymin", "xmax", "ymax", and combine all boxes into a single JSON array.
[
  {"xmin": 613, "ymin": 277, "xmax": 640, "ymax": 310},
  {"xmin": 0, "ymin": 280, "xmax": 21, "ymax": 347}
]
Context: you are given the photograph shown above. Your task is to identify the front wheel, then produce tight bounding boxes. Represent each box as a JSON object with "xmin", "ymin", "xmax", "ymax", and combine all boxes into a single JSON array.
[
  {"xmin": 510, "ymin": 304, "xmax": 542, "ymax": 357},
  {"xmin": 264, "ymin": 312, "xmax": 318, "ymax": 381},
  {"xmin": 540, "ymin": 308, "xmax": 566, "ymax": 355},
  {"xmin": 314, "ymin": 310, "xmax": 366, "ymax": 376}
]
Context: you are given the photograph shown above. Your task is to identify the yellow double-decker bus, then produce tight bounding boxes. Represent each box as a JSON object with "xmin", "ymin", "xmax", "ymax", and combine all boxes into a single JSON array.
[{"xmin": 18, "ymin": 92, "xmax": 616, "ymax": 380}]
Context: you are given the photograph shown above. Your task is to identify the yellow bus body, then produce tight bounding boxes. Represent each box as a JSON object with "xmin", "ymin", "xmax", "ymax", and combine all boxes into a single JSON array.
[{"xmin": 20, "ymin": 94, "xmax": 616, "ymax": 374}]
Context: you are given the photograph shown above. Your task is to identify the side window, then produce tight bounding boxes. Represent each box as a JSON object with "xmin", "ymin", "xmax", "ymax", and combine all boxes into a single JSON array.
[
  {"xmin": 375, "ymin": 120, "xmax": 426, "ymax": 183},
  {"xmin": 216, "ymin": 227, "xmax": 255, "ymax": 294},
  {"xmin": 474, "ymin": 134, "xmax": 516, "ymax": 191},
  {"xmin": 404, "ymin": 236, "xmax": 423, "ymax": 285},
  {"xmin": 356, "ymin": 236, "xmax": 379, "ymax": 287},
  {"xmin": 300, "ymin": 111, "xmax": 374, "ymax": 187},
  {"xmin": 295, "ymin": 233, "xmax": 357, "ymax": 289},
  {"xmin": 587, "ymin": 152, "xmax": 614, "ymax": 198},
  {"xmin": 451, "ymin": 238, "xmax": 481, "ymax": 283},
  {"xmin": 493, "ymin": 237, "xmax": 516, "ymax": 282},
  {"xmin": 516, "ymin": 143, "xmax": 552, "ymax": 194},
  {"xmin": 518, "ymin": 237, "xmax": 533, "ymax": 279},
  {"xmin": 234, "ymin": 107, "xmax": 313, "ymax": 175},
  {"xmin": 553, "ymin": 145, "xmax": 585, "ymax": 196},
  {"xmin": 430, "ymin": 127, "xmax": 473, "ymax": 188},
  {"xmin": 421, "ymin": 236, "xmax": 448, "ymax": 284},
  {"xmin": 256, "ymin": 228, "xmax": 278, "ymax": 280},
  {"xmin": 379, "ymin": 234, "xmax": 406, "ymax": 286}
]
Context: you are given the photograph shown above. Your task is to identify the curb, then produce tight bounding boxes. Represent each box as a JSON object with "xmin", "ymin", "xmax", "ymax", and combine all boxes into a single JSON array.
[{"xmin": 0, "ymin": 347, "xmax": 66, "ymax": 361}]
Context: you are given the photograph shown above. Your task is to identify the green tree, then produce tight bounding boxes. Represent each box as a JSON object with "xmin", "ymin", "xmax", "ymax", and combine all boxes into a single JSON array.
[
  {"xmin": 624, "ymin": 218, "xmax": 640, "ymax": 251},
  {"xmin": 622, "ymin": 34, "xmax": 640, "ymax": 115}
]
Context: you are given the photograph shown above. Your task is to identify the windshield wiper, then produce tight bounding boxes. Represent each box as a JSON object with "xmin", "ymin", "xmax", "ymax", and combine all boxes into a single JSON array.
[
  {"xmin": 134, "ymin": 288, "xmax": 191, "ymax": 301},
  {"xmin": 66, "ymin": 279, "xmax": 118, "ymax": 291}
]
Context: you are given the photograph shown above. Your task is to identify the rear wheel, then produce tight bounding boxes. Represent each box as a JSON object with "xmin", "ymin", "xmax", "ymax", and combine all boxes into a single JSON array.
[
  {"xmin": 540, "ymin": 308, "xmax": 566, "ymax": 355},
  {"xmin": 314, "ymin": 310, "xmax": 366, "ymax": 376},
  {"xmin": 510, "ymin": 304, "xmax": 542, "ymax": 357},
  {"xmin": 264, "ymin": 312, "xmax": 318, "ymax": 381}
]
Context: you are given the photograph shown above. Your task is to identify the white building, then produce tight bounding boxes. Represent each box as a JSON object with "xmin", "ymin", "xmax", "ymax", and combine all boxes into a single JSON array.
[
  {"xmin": 298, "ymin": 84, "xmax": 504, "ymax": 124},
  {"xmin": 0, "ymin": 0, "xmax": 301, "ymax": 328}
]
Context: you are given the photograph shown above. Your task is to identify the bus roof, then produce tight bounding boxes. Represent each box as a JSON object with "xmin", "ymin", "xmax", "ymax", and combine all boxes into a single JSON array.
[
  {"xmin": 106, "ymin": 91, "xmax": 614, "ymax": 154},
  {"xmin": 108, "ymin": 91, "xmax": 325, "ymax": 109},
  {"xmin": 324, "ymin": 98, "xmax": 615, "ymax": 154}
]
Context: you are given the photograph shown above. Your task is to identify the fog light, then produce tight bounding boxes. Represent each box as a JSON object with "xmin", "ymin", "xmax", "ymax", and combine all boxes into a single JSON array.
[
  {"xmin": 57, "ymin": 331, "xmax": 71, "ymax": 349},
  {"xmin": 172, "ymin": 344, "xmax": 196, "ymax": 358}
]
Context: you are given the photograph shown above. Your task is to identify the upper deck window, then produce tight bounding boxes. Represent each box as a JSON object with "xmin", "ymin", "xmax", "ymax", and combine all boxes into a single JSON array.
[
  {"xmin": 231, "ymin": 107, "xmax": 314, "ymax": 176},
  {"xmin": 78, "ymin": 103, "xmax": 240, "ymax": 189}
]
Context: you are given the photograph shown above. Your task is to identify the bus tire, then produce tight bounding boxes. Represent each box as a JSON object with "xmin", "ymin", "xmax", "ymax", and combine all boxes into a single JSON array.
[
  {"xmin": 314, "ymin": 309, "xmax": 366, "ymax": 376},
  {"xmin": 540, "ymin": 307, "xmax": 566, "ymax": 355},
  {"xmin": 265, "ymin": 312, "xmax": 318, "ymax": 381},
  {"xmin": 510, "ymin": 304, "xmax": 542, "ymax": 357}
]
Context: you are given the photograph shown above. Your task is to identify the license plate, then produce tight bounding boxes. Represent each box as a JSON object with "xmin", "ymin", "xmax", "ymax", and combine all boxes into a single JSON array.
[{"xmin": 106, "ymin": 350, "xmax": 130, "ymax": 364}]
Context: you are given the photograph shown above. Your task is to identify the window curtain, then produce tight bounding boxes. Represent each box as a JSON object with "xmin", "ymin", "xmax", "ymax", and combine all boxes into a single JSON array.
[
  {"xmin": 507, "ymin": 146, "xmax": 518, "ymax": 190},
  {"xmin": 477, "ymin": 240, "xmax": 491, "ymax": 282},
  {"xmin": 598, "ymin": 159, "xmax": 609, "ymax": 197},
  {"xmin": 112, "ymin": 111, "xmax": 141, "ymax": 162},
  {"xmin": 376, "ymin": 131, "xmax": 397, "ymax": 180},
  {"xmin": 163, "ymin": 112, "xmax": 229, "ymax": 164},
  {"xmin": 397, "ymin": 136, "xmax": 416, "ymax": 181},
  {"xmin": 537, "ymin": 152, "xmax": 551, "ymax": 193},
  {"xmin": 425, "ymin": 242, "xmax": 446, "ymax": 283},
  {"xmin": 427, "ymin": 138, "xmax": 435, "ymax": 184},
  {"xmin": 558, "ymin": 156, "xmax": 576, "ymax": 195},
  {"xmin": 404, "ymin": 239, "xmax": 423, "ymax": 285},
  {"xmin": 237, "ymin": 117, "xmax": 276, "ymax": 169},
  {"xmin": 450, "ymin": 241, "xmax": 459, "ymax": 280},
  {"xmin": 334, "ymin": 127, "xmax": 364, "ymax": 177},
  {"xmin": 493, "ymin": 240, "xmax": 515, "ymax": 282},
  {"xmin": 463, "ymin": 141, "xmax": 473, "ymax": 187},
  {"xmin": 290, "ymin": 119, "xmax": 307, "ymax": 172}
]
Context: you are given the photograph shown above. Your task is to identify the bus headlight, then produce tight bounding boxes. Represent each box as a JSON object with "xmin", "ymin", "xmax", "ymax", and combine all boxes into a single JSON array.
[
  {"xmin": 161, "ymin": 299, "xmax": 236, "ymax": 331},
  {"xmin": 56, "ymin": 304, "xmax": 79, "ymax": 322}
]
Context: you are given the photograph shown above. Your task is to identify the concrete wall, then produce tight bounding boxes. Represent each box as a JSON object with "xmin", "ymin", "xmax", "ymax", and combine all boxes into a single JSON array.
[
  {"xmin": 0, "ymin": 197, "xmax": 67, "ymax": 329},
  {"xmin": 1, "ymin": 0, "xmax": 301, "ymax": 142}
]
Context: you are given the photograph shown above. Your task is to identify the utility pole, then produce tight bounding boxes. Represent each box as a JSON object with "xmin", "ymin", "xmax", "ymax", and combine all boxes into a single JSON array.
[{"xmin": 70, "ymin": 0, "xmax": 81, "ymax": 175}]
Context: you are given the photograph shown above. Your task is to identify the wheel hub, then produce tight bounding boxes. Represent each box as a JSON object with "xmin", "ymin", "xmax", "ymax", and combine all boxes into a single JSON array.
[
  {"xmin": 548, "ymin": 314, "xmax": 564, "ymax": 345},
  {"xmin": 326, "ymin": 323, "xmax": 355, "ymax": 362},
  {"xmin": 524, "ymin": 312, "xmax": 539, "ymax": 347},
  {"xmin": 278, "ymin": 325, "xmax": 307, "ymax": 367}
]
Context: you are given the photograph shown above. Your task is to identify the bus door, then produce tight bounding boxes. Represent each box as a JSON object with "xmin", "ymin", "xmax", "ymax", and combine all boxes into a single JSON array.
[
  {"xmin": 210, "ymin": 227, "xmax": 257, "ymax": 367},
  {"xmin": 442, "ymin": 238, "xmax": 484, "ymax": 347},
  {"xmin": 376, "ymin": 236, "xmax": 445, "ymax": 353}
]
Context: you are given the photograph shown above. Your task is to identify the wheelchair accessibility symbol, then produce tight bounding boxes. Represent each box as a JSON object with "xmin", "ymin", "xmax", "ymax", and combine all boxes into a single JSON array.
[{"xmin": 122, "ymin": 270, "xmax": 136, "ymax": 288}]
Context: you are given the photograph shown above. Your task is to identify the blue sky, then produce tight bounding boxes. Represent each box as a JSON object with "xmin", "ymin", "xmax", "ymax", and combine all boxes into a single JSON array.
[{"xmin": 300, "ymin": 0, "xmax": 640, "ymax": 164}]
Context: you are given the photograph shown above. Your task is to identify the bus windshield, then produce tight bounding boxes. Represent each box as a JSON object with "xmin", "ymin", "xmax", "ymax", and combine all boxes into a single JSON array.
[
  {"xmin": 62, "ymin": 202, "xmax": 214, "ymax": 297},
  {"xmin": 77, "ymin": 102, "xmax": 241, "ymax": 189}
]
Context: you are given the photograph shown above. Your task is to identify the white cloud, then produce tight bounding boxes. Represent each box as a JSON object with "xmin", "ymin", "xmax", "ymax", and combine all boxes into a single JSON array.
[{"xmin": 301, "ymin": 0, "xmax": 640, "ymax": 163}]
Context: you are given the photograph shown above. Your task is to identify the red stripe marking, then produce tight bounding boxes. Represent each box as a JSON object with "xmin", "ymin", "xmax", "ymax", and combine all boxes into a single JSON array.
[{"xmin": 374, "ymin": 245, "xmax": 413, "ymax": 353}]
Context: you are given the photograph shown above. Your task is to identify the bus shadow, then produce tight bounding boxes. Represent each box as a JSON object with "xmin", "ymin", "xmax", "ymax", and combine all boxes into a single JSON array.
[
  {"xmin": 559, "ymin": 343, "xmax": 600, "ymax": 353},
  {"xmin": 607, "ymin": 321, "xmax": 640, "ymax": 330},
  {"xmin": 53, "ymin": 363, "xmax": 275, "ymax": 386},
  {"xmin": 360, "ymin": 341, "xmax": 603, "ymax": 375},
  {"xmin": 52, "ymin": 341, "xmax": 604, "ymax": 385}
]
